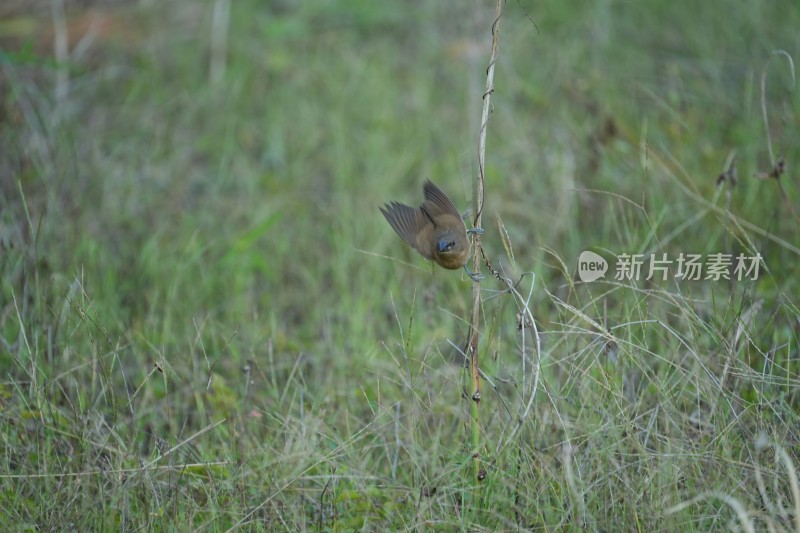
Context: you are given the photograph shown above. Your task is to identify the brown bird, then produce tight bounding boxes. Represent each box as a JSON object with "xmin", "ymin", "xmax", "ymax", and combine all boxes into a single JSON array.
[{"xmin": 380, "ymin": 180, "xmax": 483, "ymax": 281}]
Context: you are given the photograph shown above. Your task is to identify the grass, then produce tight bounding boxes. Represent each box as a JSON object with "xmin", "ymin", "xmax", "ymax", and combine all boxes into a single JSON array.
[{"xmin": 1, "ymin": 0, "xmax": 799, "ymax": 530}]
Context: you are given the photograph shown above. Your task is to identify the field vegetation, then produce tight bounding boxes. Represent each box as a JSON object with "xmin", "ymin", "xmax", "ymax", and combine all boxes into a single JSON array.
[{"xmin": 1, "ymin": 1, "xmax": 799, "ymax": 530}]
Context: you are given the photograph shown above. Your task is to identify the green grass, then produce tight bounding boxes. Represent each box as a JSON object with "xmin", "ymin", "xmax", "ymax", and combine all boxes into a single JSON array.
[{"xmin": 1, "ymin": 0, "xmax": 799, "ymax": 530}]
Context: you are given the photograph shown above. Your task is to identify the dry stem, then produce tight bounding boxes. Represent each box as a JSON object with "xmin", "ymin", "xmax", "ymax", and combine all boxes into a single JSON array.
[{"xmin": 467, "ymin": 0, "xmax": 503, "ymax": 485}]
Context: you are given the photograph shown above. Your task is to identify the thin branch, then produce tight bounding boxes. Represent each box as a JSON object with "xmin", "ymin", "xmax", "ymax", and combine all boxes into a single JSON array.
[
  {"xmin": 51, "ymin": 0, "xmax": 70, "ymax": 106},
  {"xmin": 0, "ymin": 461, "xmax": 233, "ymax": 479},
  {"xmin": 759, "ymin": 50, "xmax": 795, "ymax": 165},
  {"xmin": 466, "ymin": 0, "xmax": 504, "ymax": 485},
  {"xmin": 210, "ymin": 0, "xmax": 231, "ymax": 85},
  {"xmin": 140, "ymin": 418, "xmax": 227, "ymax": 470}
]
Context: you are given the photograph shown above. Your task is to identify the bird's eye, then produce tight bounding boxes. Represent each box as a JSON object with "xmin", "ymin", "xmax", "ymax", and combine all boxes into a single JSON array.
[
  {"xmin": 438, "ymin": 239, "xmax": 457, "ymax": 253},
  {"xmin": 437, "ymin": 239, "xmax": 455, "ymax": 253}
]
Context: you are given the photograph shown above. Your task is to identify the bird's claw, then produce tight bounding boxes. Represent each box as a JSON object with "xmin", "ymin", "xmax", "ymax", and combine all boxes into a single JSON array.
[
  {"xmin": 464, "ymin": 266, "xmax": 484, "ymax": 282},
  {"xmin": 467, "ymin": 227, "xmax": 485, "ymax": 235}
]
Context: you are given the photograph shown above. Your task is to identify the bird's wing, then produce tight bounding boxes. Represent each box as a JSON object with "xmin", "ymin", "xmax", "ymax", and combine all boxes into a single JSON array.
[
  {"xmin": 422, "ymin": 179, "xmax": 461, "ymax": 219},
  {"xmin": 380, "ymin": 202, "xmax": 433, "ymax": 259}
]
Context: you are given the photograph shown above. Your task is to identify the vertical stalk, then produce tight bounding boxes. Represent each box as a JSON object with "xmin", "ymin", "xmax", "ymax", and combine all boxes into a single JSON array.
[
  {"xmin": 467, "ymin": 0, "xmax": 503, "ymax": 485},
  {"xmin": 210, "ymin": 0, "xmax": 231, "ymax": 85}
]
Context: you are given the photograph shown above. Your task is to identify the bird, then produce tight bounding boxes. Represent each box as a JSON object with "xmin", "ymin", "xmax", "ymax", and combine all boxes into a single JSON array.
[{"xmin": 380, "ymin": 180, "xmax": 484, "ymax": 281}]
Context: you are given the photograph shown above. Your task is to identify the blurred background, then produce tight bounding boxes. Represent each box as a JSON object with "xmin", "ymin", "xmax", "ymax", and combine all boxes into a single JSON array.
[{"xmin": 1, "ymin": 0, "xmax": 799, "ymax": 529}]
